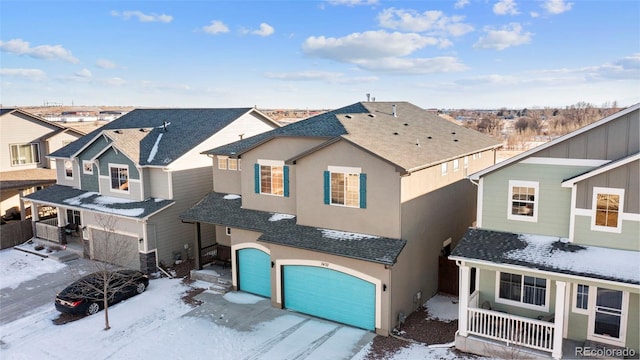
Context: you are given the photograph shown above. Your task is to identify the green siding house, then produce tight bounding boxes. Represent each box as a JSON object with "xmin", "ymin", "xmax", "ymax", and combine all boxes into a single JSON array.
[{"xmin": 451, "ymin": 103, "xmax": 640, "ymax": 359}]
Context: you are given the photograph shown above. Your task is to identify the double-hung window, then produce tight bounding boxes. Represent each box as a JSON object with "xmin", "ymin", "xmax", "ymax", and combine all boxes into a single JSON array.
[
  {"xmin": 64, "ymin": 160, "xmax": 74, "ymax": 179},
  {"xmin": 110, "ymin": 164, "xmax": 129, "ymax": 192},
  {"xmin": 254, "ymin": 160, "xmax": 288, "ymax": 196},
  {"xmin": 10, "ymin": 143, "xmax": 40, "ymax": 165},
  {"xmin": 324, "ymin": 166, "xmax": 366, "ymax": 209},
  {"xmin": 508, "ymin": 180, "xmax": 538, "ymax": 222},
  {"xmin": 573, "ymin": 283, "xmax": 589, "ymax": 314},
  {"xmin": 496, "ymin": 271, "xmax": 549, "ymax": 310},
  {"xmin": 592, "ymin": 187, "xmax": 624, "ymax": 233}
]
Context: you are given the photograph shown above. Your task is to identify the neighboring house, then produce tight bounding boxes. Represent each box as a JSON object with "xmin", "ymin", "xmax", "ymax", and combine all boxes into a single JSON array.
[
  {"xmin": 0, "ymin": 108, "xmax": 85, "ymax": 220},
  {"xmin": 24, "ymin": 108, "xmax": 279, "ymax": 272},
  {"xmin": 180, "ymin": 101, "xmax": 502, "ymax": 335},
  {"xmin": 450, "ymin": 104, "xmax": 639, "ymax": 359}
]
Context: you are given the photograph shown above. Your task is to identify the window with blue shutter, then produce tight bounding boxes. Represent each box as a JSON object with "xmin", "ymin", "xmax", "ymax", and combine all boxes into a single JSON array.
[
  {"xmin": 254, "ymin": 163, "xmax": 260, "ymax": 193},
  {"xmin": 323, "ymin": 171, "xmax": 330, "ymax": 204},
  {"xmin": 359, "ymin": 173, "xmax": 366, "ymax": 209},
  {"xmin": 283, "ymin": 166, "xmax": 289, "ymax": 197}
]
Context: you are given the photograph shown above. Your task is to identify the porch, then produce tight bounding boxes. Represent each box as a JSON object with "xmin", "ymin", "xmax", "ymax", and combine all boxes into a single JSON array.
[{"xmin": 456, "ymin": 265, "xmax": 567, "ymax": 359}]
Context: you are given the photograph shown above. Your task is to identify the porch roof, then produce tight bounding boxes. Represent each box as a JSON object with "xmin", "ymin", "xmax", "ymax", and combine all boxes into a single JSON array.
[
  {"xmin": 179, "ymin": 192, "xmax": 406, "ymax": 265},
  {"xmin": 451, "ymin": 228, "xmax": 640, "ymax": 285},
  {"xmin": 23, "ymin": 185, "xmax": 174, "ymax": 219}
]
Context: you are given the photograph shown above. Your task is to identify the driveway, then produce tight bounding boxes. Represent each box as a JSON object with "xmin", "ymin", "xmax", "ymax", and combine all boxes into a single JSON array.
[{"xmin": 186, "ymin": 291, "xmax": 376, "ymax": 360}]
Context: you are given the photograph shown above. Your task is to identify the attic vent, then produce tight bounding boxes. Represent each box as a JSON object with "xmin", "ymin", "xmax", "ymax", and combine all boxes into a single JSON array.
[
  {"xmin": 393, "ymin": 132, "xmax": 399, "ymax": 135},
  {"xmin": 114, "ymin": 130, "xmax": 122, "ymax": 134},
  {"xmin": 451, "ymin": 132, "xmax": 456, "ymax": 135},
  {"xmin": 139, "ymin": 128, "xmax": 147, "ymax": 132},
  {"xmin": 345, "ymin": 115, "xmax": 352, "ymax": 119},
  {"xmin": 368, "ymin": 114, "xmax": 375, "ymax": 118},
  {"xmin": 404, "ymin": 123, "xmax": 408, "ymax": 126},
  {"xmin": 427, "ymin": 136, "xmax": 433, "ymax": 139},
  {"xmin": 453, "ymin": 139, "xmax": 459, "ymax": 142}
]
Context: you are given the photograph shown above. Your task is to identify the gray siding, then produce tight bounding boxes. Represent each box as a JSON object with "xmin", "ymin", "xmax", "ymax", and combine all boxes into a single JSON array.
[
  {"xmin": 538, "ymin": 109, "xmax": 639, "ymax": 161},
  {"xmin": 146, "ymin": 167, "xmax": 171, "ymax": 199},
  {"xmin": 149, "ymin": 166, "xmax": 213, "ymax": 265},
  {"xmin": 481, "ymin": 162, "xmax": 593, "ymax": 237}
]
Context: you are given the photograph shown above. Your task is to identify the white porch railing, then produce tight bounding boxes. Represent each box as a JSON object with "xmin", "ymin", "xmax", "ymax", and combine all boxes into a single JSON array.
[
  {"xmin": 35, "ymin": 218, "xmax": 60, "ymax": 242},
  {"xmin": 467, "ymin": 307, "xmax": 555, "ymax": 353}
]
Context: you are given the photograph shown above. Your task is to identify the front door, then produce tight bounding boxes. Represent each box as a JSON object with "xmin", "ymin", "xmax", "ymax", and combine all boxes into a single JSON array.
[{"xmin": 588, "ymin": 287, "xmax": 628, "ymax": 346}]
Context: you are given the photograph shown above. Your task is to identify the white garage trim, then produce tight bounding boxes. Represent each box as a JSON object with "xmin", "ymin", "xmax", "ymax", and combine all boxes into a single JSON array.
[
  {"xmin": 275, "ymin": 259, "xmax": 382, "ymax": 329},
  {"xmin": 231, "ymin": 243, "xmax": 271, "ymax": 288}
]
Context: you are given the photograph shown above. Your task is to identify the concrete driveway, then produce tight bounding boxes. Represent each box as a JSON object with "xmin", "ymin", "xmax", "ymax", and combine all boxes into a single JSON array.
[{"xmin": 185, "ymin": 291, "xmax": 376, "ymax": 360}]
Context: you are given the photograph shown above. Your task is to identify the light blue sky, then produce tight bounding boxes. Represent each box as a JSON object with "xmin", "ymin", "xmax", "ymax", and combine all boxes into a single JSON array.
[{"xmin": 1, "ymin": 0, "xmax": 639, "ymax": 109}]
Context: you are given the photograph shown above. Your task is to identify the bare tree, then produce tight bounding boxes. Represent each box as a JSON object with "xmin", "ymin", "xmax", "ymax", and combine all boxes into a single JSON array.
[{"xmin": 74, "ymin": 214, "xmax": 141, "ymax": 330}]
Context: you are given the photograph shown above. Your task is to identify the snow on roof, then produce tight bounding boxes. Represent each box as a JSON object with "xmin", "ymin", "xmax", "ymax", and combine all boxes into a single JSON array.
[
  {"xmin": 319, "ymin": 229, "xmax": 379, "ymax": 241},
  {"xmin": 146, "ymin": 133, "xmax": 163, "ymax": 163},
  {"xmin": 268, "ymin": 213, "xmax": 295, "ymax": 222},
  {"xmin": 63, "ymin": 192, "xmax": 145, "ymax": 217},
  {"xmin": 223, "ymin": 194, "xmax": 241, "ymax": 200},
  {"xmin": 505, "ymin": 234, "xmax": 640, "ymax": 284}
]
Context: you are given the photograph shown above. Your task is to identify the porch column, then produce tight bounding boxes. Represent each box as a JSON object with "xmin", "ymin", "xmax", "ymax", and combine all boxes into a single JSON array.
[
  {"xmin": 552, "ymin": 281, "xmax": 566, "ymax": 359},
  {"xmin": 18, "ymin": 189, "xmax": 26, "ymax": 220},
  {"xmin": 458, "ymin": 263, "xmax": 470, "ymax": 337},
  {"xmin": 30, "ymin": 203, "xmax": 39, "ymax": 236}
]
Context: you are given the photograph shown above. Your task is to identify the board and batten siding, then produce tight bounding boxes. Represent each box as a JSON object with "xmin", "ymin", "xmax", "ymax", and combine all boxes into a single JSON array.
[
  {"xmin": 149, "ymin": 166, "xmax": 212, "ymax": 265},
  {"xmin": 481, "ymin": 162, "xmax": 593, "ymax": 237},
  {"xmin": 536, "ymin": 109, "xmax": 639, "ymax": 161}
]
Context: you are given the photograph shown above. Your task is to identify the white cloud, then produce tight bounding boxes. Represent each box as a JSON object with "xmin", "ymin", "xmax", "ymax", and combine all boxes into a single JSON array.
[
  {"xmin": 493, "ymin": 0, "xmax": 520, "ymax": 15},
  {"xmin": 326, "ymin": 0, "xmax": 378, "ymax": 6},
  {"xmin": 530, "ymin": 11, "xmax": 540, "ymax": 18},
  {"xmin": 202, "ymin": 20, "xmax": 229, "ymax": 35},
  {"xmin": 542, "ymin": 0, "xmax": 573, "ymax": 14},
  {"xmin": 353, "ymin": 56, "xmax": 469, "ymax": 74},
  {"xmin": 474, "ymin": 23, "xmax": 532, "ymax": 50},
  {"xmin": 101, "ymin": 77, "xmax": 127, "ymax": 86},
  {"xmin": 74, "ymin": 68, "xmax": 93, "ymax": 79},
  {"xmin": 302, "ymin": 30, "xmax": 438, "ymax": 62},
  {"xmin": 264, "ymin": 70, "xmax": 343, "ymax": 81},
  {"xmin": 252, "ymin": 23, "xmax": 275, "ymax": 37},
  {"xmin": 454, "ymin": 0, "xmax": 470, "ymax": 9},
  {"xmin": 111, "ymin": 10, "xmax": 172, "ymax": 23},
  {"xmin": 0, "ymin": 38, "xmax": 79, "ymax": 63},
  {"xmin": 0, "ymin": 68, "xmax": 46, "ymax": 81},
  {"xmin": 96, "ymin": 59, "xmax": 117, "ymax": 69},
  {"xmin": 377, "ymin": 8, "xmax": 474, "ymax": 36}
]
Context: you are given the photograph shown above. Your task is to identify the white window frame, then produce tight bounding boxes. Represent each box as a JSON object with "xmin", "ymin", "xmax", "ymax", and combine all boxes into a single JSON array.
[
  {"xmin": 328, "ymin": 166, "xmax": 361, "ymax": 208},
  {"xmin": 82, "ymin": 160, "xmax": 94, "ymax": 175},
  {"xmin": 10, "ymin": 143, "xmax": 40, "ymax": 166},
  {"xmin": 507, "ymin": 180, "xmax": 539, "ymax": 222},
  {"xmin": 572, "ymin": 283, "xmax": 590, "ymax": 315},
  {"xmin": 495, "ymin": 271, "xmax": 550, "ymax": 311},
  {"xmin": 587, "ymin": 286, "xmax": 629, "ymax": 347},
  {"xmin": 591, "ymin": 187, "xmax": 624, "ymax": 233},
  {"xmin": 441, "ymin": 162, "xmax": 448, "ymax": 176},
  {"xmin": 453, "ymin": 159, "xmax": 460, "ymax": 172},
  {"xmin": 218, "ymin": 156, "xmax": 228, "ymax": 170},
  {"xmin": 109, "ymin": 163, "xmax": 130, "ymax": 193},
  {"xmin": 464, "ymin": 156, "xmax": 469, "ymax": 169},
  {"xmin": 228, "ymin": 158, "xmax": 238, "ymax": 171},
  {"xmin": 258, "ymin": 159, "xmax": 284, "ymax": 196},
  {"xmin": 64, "ymin": 160, "xmax": 74, "ymax": 179}
]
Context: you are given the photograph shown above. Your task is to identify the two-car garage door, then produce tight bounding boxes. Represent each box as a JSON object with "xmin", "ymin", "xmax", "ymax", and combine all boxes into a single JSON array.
[
  {"xmin": 236, "ymin": 248, "xmax": 376, "ymax": 331},
  {"xmin": 283, "ymin": 265, "xmax": 376, "ymax": 330}
]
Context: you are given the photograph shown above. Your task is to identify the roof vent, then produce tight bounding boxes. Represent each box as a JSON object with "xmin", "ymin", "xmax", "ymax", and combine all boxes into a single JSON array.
[
  {"xmin": 392, "ymin": 104, "xmax": 397, "ymax": 117},
  {"xmin": 163, "ymin": 121, "xmax": 169, "ymax": 132},
  {"xmin": 453, "ymin": 139, "xmax": 459, "ymax": 142},
  {"xmin": 139, "ymin": 128, "xmax": 147, "ymax": 132},
  {"xmin": 416, "ymin": 139, "xmax": 420, "ymax": 147},
  {"xmin": 114, "ymin": 130, "xmax": 122, "ymax": 134},
  {"xmin": 368, "ymin": 114, "xmax": 375, "ymax": 118},
  {"xmin": 366, "ymin": 93, "xmax": 371, "ymax": 102},
  {"xmin": 393, "ymin": 132, "xmax": 399, "ymax": 135},
  {"xmin": 404, "ymin": 123, "xmax": 408, "ymax": 126},
  {"xmin": 427, "ymin": 136, "xmax": 433, "ymax": 139},
  {"xmin": 451, "ymin": 131, "xmax": 456, "ymax": 135},
  {"xmin": 345, "ymin": 114, "xmax": 352, "ymax": 119}
]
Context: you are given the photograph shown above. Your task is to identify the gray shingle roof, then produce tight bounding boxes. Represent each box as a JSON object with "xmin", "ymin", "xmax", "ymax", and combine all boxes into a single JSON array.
[
  {"xmin": 50, "ymin": 108, "xmax": 255, "ymax": 166},
  {"xmin": 204, "ymin": 102, "xmax": 502, "ymax": 173},
  {"xmin": 179, "ymin": 192, "xmax": 406, "ymax": 265},
  {"xmin": 451, "ymin": 228, "xmax": 640, "ymax": 285},
  {"xmin": 24, "ymin": 185, "xmax": 174, "ymax": 219}
]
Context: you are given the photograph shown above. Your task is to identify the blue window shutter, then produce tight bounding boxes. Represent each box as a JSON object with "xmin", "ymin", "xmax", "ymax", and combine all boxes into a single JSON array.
[
  {"xmin": 323, "ymin": 171, "xmax": 330, "ymax": 204},
  {"xmin": 283, "ymin": 166, "xmax": 290, "ymax": 197},
  {"xmin": 359, "ymin": 173, "xmax": 367, "ymax": 209},
  {"xmin": 254, "ymin": 164, "xmax": 260, "ymax": 194}
]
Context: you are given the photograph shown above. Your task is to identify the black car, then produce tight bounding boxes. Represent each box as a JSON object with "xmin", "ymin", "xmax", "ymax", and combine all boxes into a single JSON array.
[{"xmin": 55, "ymin": 269, "xmax": 149, "ymax": 315}]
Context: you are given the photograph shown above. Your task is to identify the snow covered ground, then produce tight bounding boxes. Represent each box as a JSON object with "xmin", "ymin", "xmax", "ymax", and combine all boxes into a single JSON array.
[{"xmin": 0, "ymin": 248, "xmax": 468, "ymax": 359}]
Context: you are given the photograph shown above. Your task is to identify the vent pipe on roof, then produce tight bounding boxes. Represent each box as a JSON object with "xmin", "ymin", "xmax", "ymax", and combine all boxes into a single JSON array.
[
  {"xmin": 366, "ymin": 93, "xmax": 371, "ymax": 102},
  {"xmin": 392, "ymin": 104, "xmax": 397, "ymax": 117},
  {"xmin": 163, "ymin": 121, "xmax": 168, "ymax": 132}
]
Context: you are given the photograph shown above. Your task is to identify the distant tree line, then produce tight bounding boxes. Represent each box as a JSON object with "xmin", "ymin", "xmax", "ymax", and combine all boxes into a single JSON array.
[{"xmin": 451, "ymin": 101, "xmax": 621, "ymax": 150}]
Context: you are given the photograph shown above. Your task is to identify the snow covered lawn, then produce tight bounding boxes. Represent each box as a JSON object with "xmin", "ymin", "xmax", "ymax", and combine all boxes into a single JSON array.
[{"xmin": 0, "ymin": 248, "xmax": 472, "ymax": 359}]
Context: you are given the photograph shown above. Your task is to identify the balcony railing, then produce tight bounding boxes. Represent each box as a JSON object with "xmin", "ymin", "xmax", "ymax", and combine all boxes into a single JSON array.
[{"xmin": 467, "ymin": 307, "xmax": 555, "ymax": 353}]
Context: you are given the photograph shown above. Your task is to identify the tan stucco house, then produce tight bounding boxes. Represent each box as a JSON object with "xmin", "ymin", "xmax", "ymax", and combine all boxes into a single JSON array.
[{"xmin": 180, "ymin": 101, "xmax": 502, "ymax": 335}]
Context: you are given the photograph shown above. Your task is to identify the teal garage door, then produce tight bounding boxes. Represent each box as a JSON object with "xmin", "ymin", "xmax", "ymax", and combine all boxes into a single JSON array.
[
  {"xmin": 237, "ymin": 248, "xmax": 271, "ymax": 298},
  {"xmin": 283, "ymin": 265, "xmax": 375, "ymax": 330}
]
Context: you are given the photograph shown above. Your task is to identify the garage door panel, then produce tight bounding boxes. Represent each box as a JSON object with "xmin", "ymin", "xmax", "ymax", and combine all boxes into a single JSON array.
[
  {"xmin": 284, "ymin": 266, "xmax": 375, "ymax": 330},
  {"xmin": 237, "ymin": 248, "xmax": 271, "ymax": 298},
  {"xmin": 91, "ymin": 229, "xmax": 139, "ymax": 270}
]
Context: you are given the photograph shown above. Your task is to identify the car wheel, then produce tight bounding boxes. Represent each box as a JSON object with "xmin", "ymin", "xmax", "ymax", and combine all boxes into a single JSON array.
[
  {"xmin": 135, "ymin": 282, "xmax": 146, "ymax": 294},
  {"xmin": 86, "ymin": 302, "xmax": 100, "ymax": 316}
]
